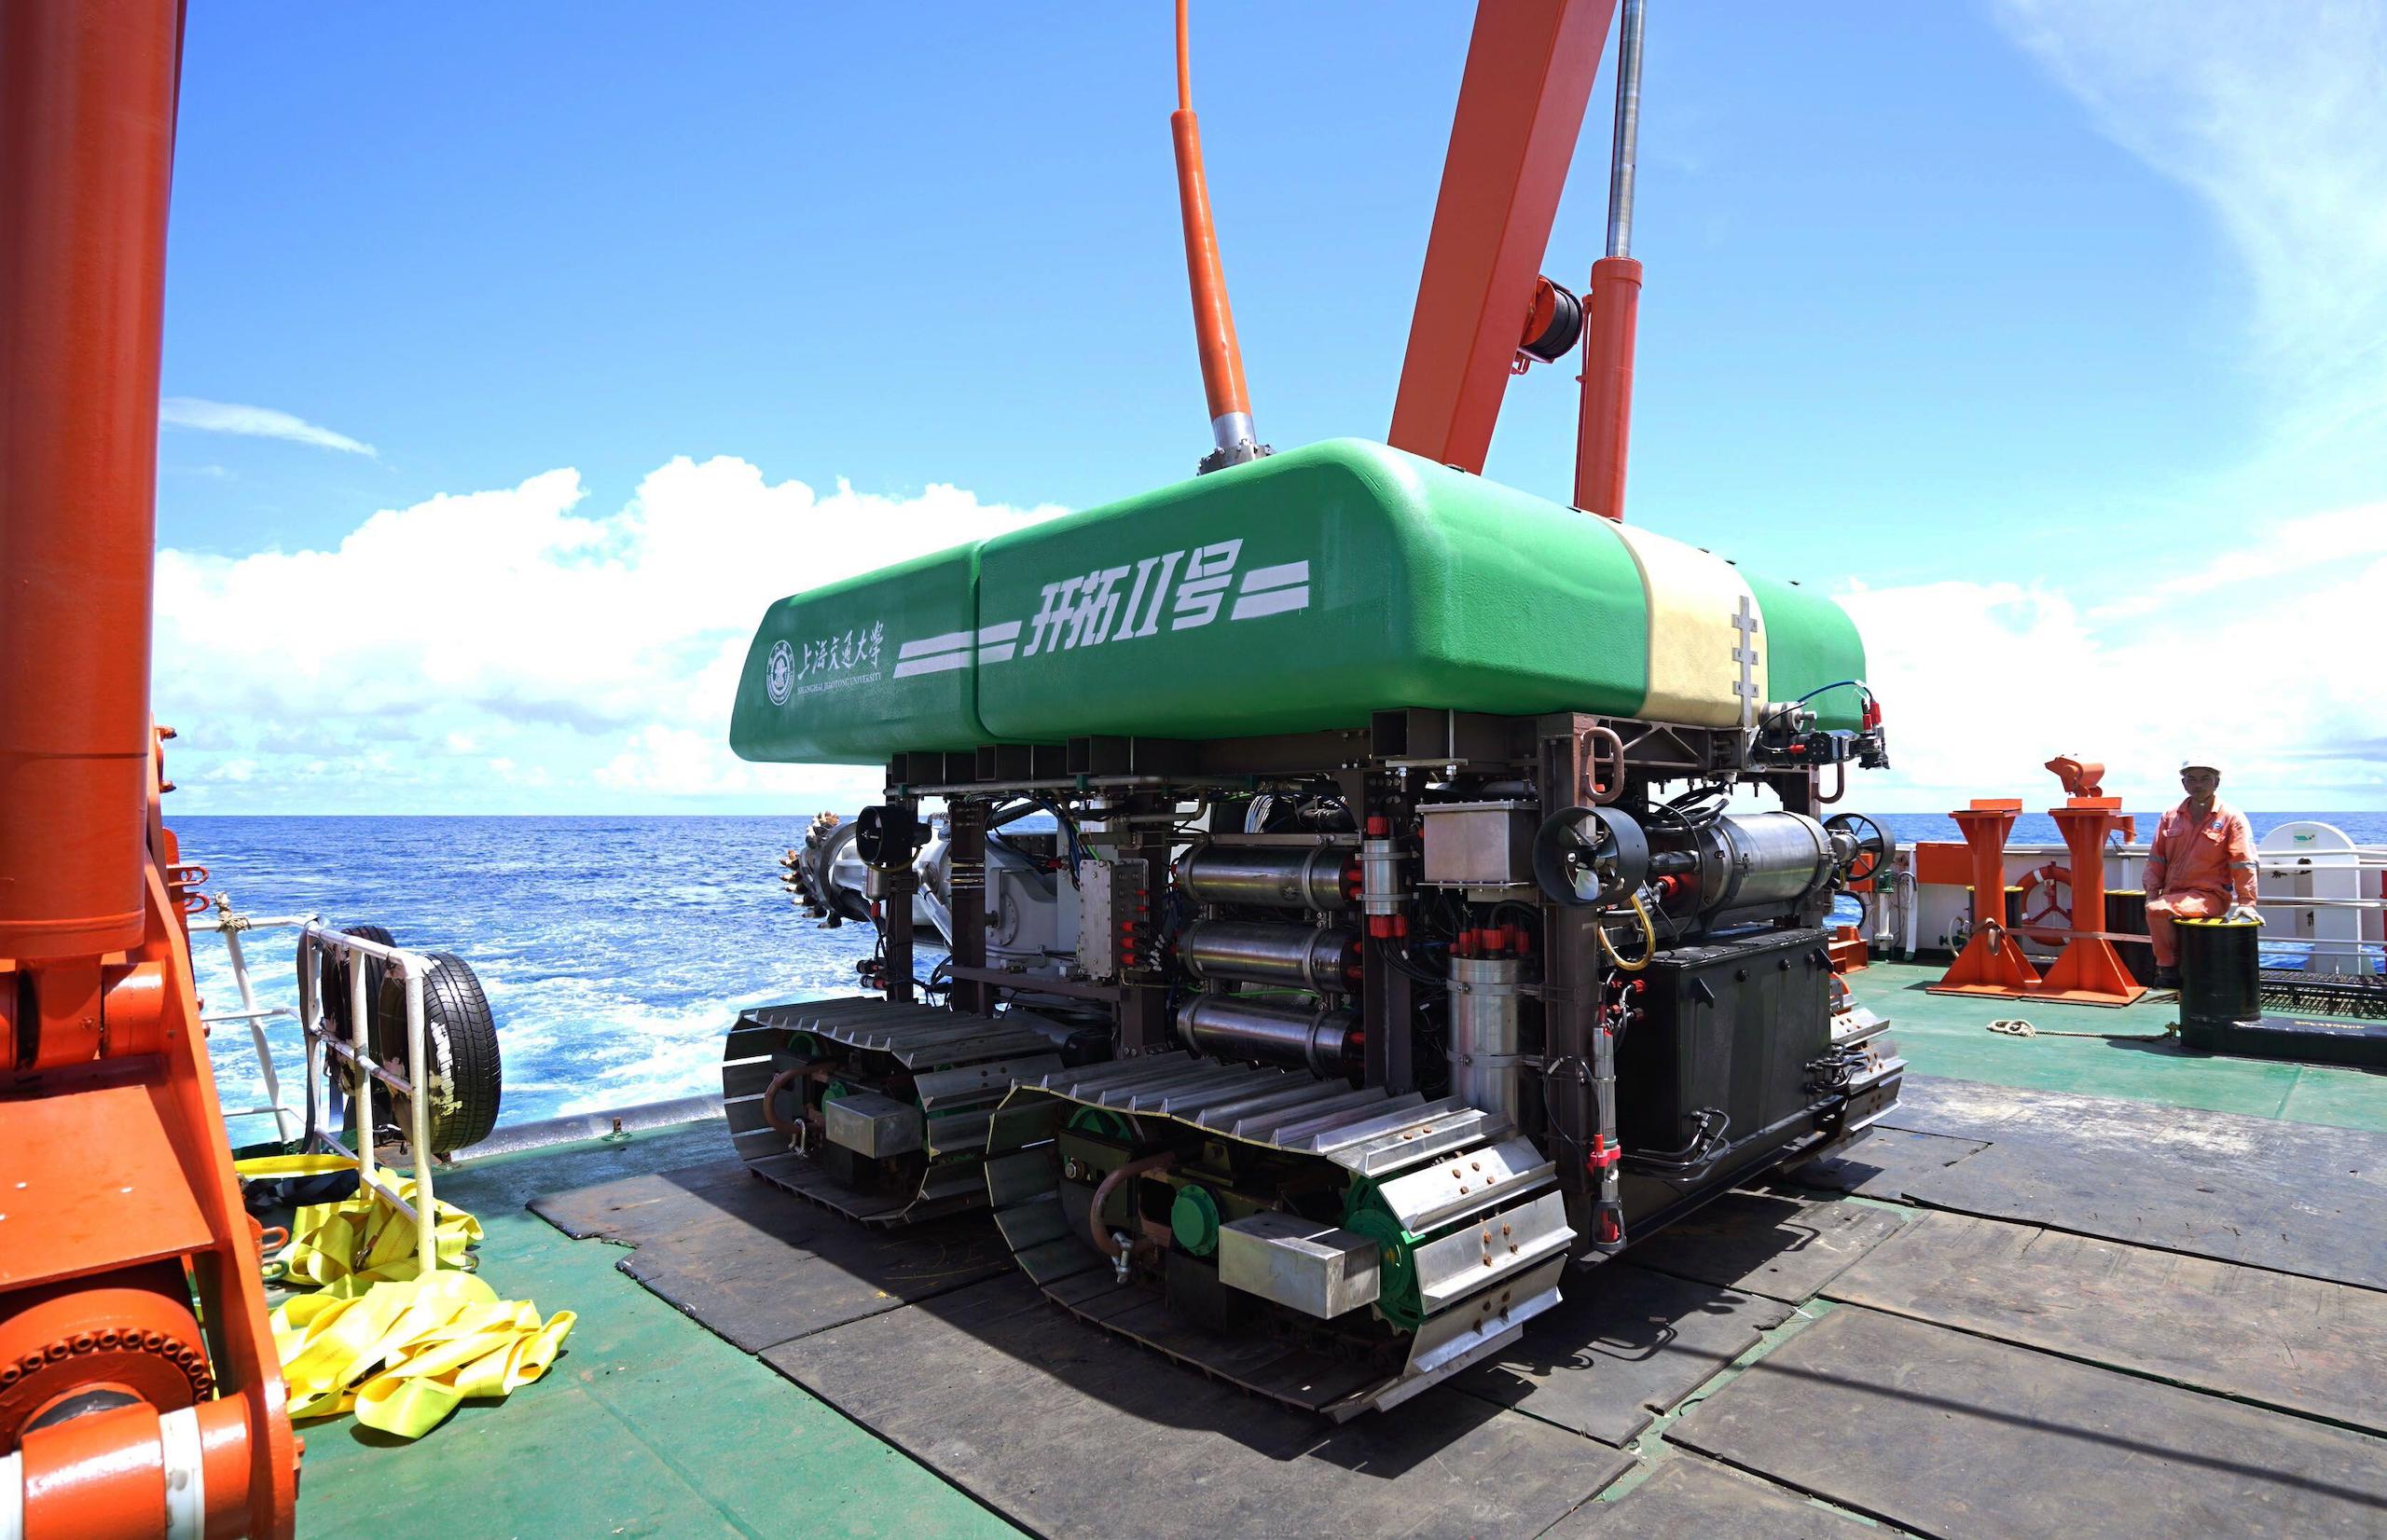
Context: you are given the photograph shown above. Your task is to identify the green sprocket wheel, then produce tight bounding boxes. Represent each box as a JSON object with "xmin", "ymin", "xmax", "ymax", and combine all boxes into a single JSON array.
[
  {"xmin": 1171, "ymin": 1184, "xmax": 1221, "ymax": 1258},
  {"xmin": 1340, "ymin": 1177, "xmax": 1426, "ymax": 1329},
  {"xmin": 1065, "ymin": 1106, "xmax": 1138, "ymax": 1142}
]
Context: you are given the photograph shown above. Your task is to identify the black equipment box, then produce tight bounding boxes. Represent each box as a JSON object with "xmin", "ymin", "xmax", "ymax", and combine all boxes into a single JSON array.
[{"xmin": 1616, "ymin": 926, "xmax": 1833, "ymax": 1161}]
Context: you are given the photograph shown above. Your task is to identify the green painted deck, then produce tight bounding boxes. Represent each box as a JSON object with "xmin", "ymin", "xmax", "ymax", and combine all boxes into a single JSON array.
[
  {"xmin": 288, "ymin": 964, "xmax": 2382, "ymax": 1537},
  {"xmin": 1842, "ymin": 958, "xmax": 2387, "ymax": 1134},
  {"xmin": 286, "ymin": 1122, "xmax": 1024, "ymax": 1540}
]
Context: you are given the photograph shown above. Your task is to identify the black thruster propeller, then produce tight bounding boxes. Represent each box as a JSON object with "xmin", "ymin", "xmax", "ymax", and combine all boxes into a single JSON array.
[
  {"xmin": 1532, "ymin": 805, "xmax": 1650, "ymax": 908},
  {"xmin": 1824, "ymin": 812, "xmax": 1888, "ymax": 887}
]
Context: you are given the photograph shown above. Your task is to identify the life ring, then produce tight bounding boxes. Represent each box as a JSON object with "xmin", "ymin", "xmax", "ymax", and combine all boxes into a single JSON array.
[{"xmin": 2018, "ymin": 862, "xmax": 2073, "ymax": 934}]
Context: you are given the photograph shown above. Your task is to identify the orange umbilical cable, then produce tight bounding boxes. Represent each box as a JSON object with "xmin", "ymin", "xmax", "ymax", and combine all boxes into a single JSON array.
[{"xmin": 1171, "ymin": 0, "xmax": 1258, "ymax": 470}]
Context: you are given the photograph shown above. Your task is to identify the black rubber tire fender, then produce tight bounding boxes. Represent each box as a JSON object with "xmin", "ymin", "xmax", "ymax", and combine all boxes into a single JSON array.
[
  {"xmin": 375, "ymin": 951, "xmax": 503, "ymax": 1152},
  {"xmin": 314, "ymin": 923, "xmax": 396, "ymax": 1040}
]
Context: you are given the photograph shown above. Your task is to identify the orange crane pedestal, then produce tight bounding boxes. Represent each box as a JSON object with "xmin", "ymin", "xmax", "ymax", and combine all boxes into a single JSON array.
[
  {"xmin": 1, "ymin": 5, "xmax": 298, "ymax": 1533},
  {"xmin": 2031, "ymin": 799, "xmax": 2146, "ymax": 1006},
  {"xmin": 1926, "ymin": 800, "xmax": 2041, "ymax": 997}
]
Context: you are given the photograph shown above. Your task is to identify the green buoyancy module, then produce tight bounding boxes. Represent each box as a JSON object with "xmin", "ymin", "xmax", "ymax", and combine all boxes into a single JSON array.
[{"xmin": 729, "ymin": 439, "xmax": 1866, "ymax": 763}]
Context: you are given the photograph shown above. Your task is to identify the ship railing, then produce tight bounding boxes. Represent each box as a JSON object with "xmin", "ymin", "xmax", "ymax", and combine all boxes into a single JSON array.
[
  {"xmin": 186, "ymin": 912, "xmax": 449, "ymax": 1276},
  {"xmin": 2003, "ymin": 839, "xmax": 2387, "ymax": 969},
  {"xmin": 293, "ymin": 922, "xmax": 448, "ymax": 1277},
  {"xmin": 1870, "ymin": 833, "xmax": 2387, "ymax": 976},
  {"xmin": 187, "ymin": 907, "xmax": 316, "ymax": 1144}
]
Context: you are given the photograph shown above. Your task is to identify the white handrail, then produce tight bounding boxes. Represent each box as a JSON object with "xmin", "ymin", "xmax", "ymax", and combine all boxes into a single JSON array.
[
  {"xmin": 295, "ymin": 923, "xmax": 444, "ymax": 1278},
  {"xmin": 188, "ymin": 907, "xmax": 315, "ymax": 1143},
  {"xmin": 193, "ymin": 903, "xmax": 454, "ymax": 1275}
]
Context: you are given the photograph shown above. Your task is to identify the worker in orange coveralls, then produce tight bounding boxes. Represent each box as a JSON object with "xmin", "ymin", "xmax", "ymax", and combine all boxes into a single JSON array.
[{"xmin": 2144, "ymin": 758, "xmax": 2260, "ymax": 987}]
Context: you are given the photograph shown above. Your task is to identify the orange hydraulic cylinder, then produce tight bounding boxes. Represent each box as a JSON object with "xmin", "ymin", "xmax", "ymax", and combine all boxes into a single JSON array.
[
  {"xmin": 0, "ymin": 0, "xmax": 184, "ymax": 962},
  {"xmin": 1573, "ymin": 254, "xmax": 1642, "ymax": 521},
  {"xmin": 15, "ymin": 1396, "xmax": 257, "ymax": 1539}
]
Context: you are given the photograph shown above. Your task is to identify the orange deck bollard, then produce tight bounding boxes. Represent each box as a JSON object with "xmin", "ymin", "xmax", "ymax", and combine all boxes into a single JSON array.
[
  {"xmin": 1927, "ymin": 800, "xmax": 2042, "ymax": 997},
  {"xmin": 2031, "ymin": 798, "xmax": 2147, "ymax": 1007}
]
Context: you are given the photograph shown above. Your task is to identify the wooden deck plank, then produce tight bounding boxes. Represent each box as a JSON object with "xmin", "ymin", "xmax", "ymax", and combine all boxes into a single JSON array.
[{"xmin": 1456, "ymin": 1259, "xmax": 1792, "ymax": 1445}]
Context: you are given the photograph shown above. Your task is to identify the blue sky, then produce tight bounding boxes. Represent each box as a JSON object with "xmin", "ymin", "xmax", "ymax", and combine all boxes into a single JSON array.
[{"xmin": 153, "ymin": 2, "xmax": 2387, "ymax": 813}]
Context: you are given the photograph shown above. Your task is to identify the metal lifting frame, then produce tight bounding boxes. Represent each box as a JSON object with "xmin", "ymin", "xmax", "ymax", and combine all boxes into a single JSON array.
[
  {"xmin": 187, "ymin": 906, "xmax": 317, "ymax": 1143},
  {"xmin": 193, "ymin": 909, "xmax": 456, "ymax": 1256},
  {"xmin": 294, "ymin": 925, "xmax": 449, "ymax": 1277}
]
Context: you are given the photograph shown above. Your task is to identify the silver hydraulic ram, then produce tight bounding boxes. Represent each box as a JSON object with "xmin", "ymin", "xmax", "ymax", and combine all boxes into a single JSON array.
[
  {"xmin": 1178, "ymin": 996, "xmax": 1360, "ymax": 1079},
  {"xmin": 1175, "ymin": 846, "xmax": 1356, "ymax": 911},
  {"xmin": 1180, "ymin": 919, "xmax": 1360, "ymax": 994}
]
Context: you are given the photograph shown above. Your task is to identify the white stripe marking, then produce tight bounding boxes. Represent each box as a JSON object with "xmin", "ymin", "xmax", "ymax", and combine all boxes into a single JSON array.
[
  {"xmin": 898, "ymin": 630, "xmax": 972, "ymax": 658},
  {"xmin": 891, "ymin": 652, "xmax": 970, "ymax": 678},
  {"xmin": 976, "ymin": 621, "xmax": 1022, "ymax": 643},
  {"xmin": 1230, "ymin": 586, "xmax": 1310, "ymax": 621},
  {"xmin": 1239, "ymin": 559, "xmax": 1309, "ymax": 593},
  {"xmin": 978, "ymin": 643, "xmax": 1017, "ymax": 664}
]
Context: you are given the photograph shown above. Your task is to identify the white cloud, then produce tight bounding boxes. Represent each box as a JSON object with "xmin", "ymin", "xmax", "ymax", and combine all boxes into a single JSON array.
[
  {"xmin": 1993, "ymin": 0, "xmax": 2387, "ymax": 499},
  {"xmin": 1845, "ymin": 4, "xmax": 2387, "ymax": 813},
  {"xmin": 1842, "ymin": 516, "xmax": 2387, "ymax": 811},
  {"xmin": 159, "ymin": 397, "xmax": 379, "ymax": 457},
  {"xmin": 149, "ymin": 8, "xmax": 2387, "ymax": 818},
  {"xmin": 2088, "ymin": 502, "xmax": 2387, "ymax": 622},
  {"xmin": 153, "ymin": 457, "xmax": 1066, "ymax": 811}
]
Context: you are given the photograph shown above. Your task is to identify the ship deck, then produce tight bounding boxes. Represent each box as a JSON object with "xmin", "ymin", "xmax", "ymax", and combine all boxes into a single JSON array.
[{"xmin": 290, "ymin": 960, "xmax": 2387, "ymax": 1538}]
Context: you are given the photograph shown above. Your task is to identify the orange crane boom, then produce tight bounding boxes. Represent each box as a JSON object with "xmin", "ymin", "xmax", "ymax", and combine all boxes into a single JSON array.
[{"xmin": 1387, "ymin": 0, "xmax": 1648, "ymax": 523}]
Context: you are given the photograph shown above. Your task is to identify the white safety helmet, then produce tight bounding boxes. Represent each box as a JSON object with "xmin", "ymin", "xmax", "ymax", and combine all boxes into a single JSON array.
[{"xmin": 2178, "ymin": 756, "xmax": 2223, "ymax": 777}]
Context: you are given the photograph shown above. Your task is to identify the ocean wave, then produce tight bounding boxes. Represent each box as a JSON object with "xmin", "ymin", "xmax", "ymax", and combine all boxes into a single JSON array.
[{"xmin": 180, "ymin": 815, "xmax": 887, "ymax": 1129}]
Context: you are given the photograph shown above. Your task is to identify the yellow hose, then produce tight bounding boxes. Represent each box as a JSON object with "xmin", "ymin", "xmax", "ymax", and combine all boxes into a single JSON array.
[{"xmin": 1597, "ymin": 892, "xmax": 1657, "ymax": 971}]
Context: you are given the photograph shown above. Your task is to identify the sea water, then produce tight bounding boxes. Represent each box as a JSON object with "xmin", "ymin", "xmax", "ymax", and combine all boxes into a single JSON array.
[{"xmin": 178, "ymin": 811, "xmax": 2382, "ymax": 1132}]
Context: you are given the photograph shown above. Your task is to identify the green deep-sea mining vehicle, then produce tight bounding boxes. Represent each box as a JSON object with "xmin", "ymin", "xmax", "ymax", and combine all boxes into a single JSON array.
[{"xmin": 719, "ymin": 0, "xmax": 1903, "ymax": 1417}]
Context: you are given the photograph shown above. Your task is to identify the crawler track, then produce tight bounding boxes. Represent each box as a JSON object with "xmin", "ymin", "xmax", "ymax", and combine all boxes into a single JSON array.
[
  {"xmin": 723, "ymin": 997, "xmax": 1064, "ymax": 1225},
  {"xmin": 984, "ymin": 1054, "xmax": 1572, "ymax": 1418}
]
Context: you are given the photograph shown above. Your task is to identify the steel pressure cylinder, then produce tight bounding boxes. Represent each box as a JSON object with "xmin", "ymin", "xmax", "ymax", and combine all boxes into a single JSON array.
[
  {"xmin": 1695, "ymin": 812, "xmax": 1834, "ymax": 921},
  {"xmin": 1179, "ymin": 996, "xmax": 1359, "ymax": 1079},
  {"xmin": 1175, "ymin": 846, "xmax": 1355, "ymax": 911},
  {"xmin": 1449, "ymin": 955, "xmax": 1526, "ymax": 1123},
  {"xmin": 1180, "ymin": 920, "xmax": 1359, "ymax": 995},
  {"xmin": 0, "ymin": 1, "xmax": 184, "ymax": 960}
]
